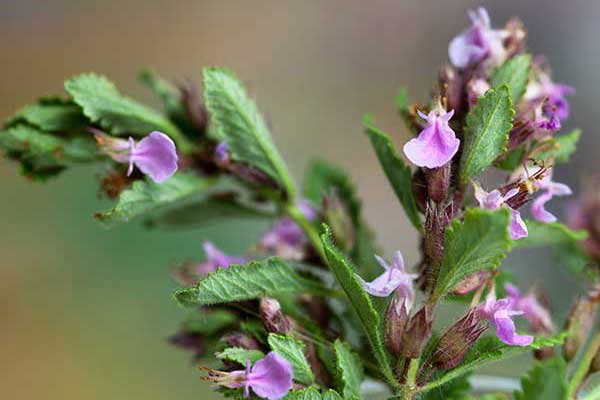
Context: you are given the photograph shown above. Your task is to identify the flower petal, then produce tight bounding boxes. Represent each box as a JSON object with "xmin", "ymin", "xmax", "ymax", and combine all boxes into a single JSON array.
[
  {"xmin": 247, "ymin": 352, "xmax": 293, "ymax": 400},
  {"xmin": 531, "ymin": 191, "xmax": 556, "ymax": 223},
  {"xmin": 403, "ymin": 110, "xmax": 460, "ymax": 168},
  {"xmin": 509, "ymin": 208, "xmax": 529, "ymax": 240},
  {"xmin": 130, "ymin": 131, "xmax": 178, "ymax": 183},
  {"xmin": 493, "ymin": 309, "xmax": 533, "ymax": 346}
]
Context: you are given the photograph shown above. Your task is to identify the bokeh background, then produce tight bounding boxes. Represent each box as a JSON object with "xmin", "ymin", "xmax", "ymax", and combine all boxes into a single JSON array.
[{"xmin": 1, "ymin": 1, "xmax": 598, "ymax": 399}]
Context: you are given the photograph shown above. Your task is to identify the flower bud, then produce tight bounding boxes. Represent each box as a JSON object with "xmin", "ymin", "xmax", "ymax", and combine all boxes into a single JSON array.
[
  {"xmin": 439, "ymin": 65, "xmax": 464, "ymax": 118},
  {"xmin": 384, "ymin": 295, "xmax": 409, "ymax": 356},
  {"xmin": 169, "ymin": 330, "xmax": 205, "ymax": 359},
  {"xmin": 424, "ymin": 202, "xmax": 448, "ymax": 271},
  {"xmin": 563, "ymin": 296, "xmax": 598, "ymax": 361},
  {"xmin": 432, "ymin": 309, "xmax": 487, "ymax": 370},
  {"xmin": 402, "ymin": 306, "xmax": 433, "ymax": 358},
  {"xmin": 179, "ymin": 80, "xmax": 209, "ymax": 134},
  {"xmin": 222, "ymin": 332, "xmax": 261, "ymax": 351},
  {"xmin": 425, "ymin": 162, "xmax": 451, "ymax": 204},
  {"xmin": 260, "ymin": 297, "xmax": 293, "ymax": 334},
  {"xmin": 323, "ymin": 192, "xmax": 355, "ymax": 252}
]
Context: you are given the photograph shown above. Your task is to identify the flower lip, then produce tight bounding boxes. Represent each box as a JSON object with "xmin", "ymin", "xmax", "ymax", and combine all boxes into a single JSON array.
[{"xmin": 403, "ymin": 109, "xmax": 460, "ymax": 169}]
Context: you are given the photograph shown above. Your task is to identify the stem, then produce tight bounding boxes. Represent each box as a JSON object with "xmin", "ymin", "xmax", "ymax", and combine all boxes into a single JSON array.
[
  {"xmin": 567, "ymin": 331, "xmax": 600, "ymax": 399},
  {"xmin": 403, "ymin": 358, "xmax": 420, "ymax": 400},
  {"xmin": 285, "ymin": 203, "xmax": 327, "ymax": 263}
]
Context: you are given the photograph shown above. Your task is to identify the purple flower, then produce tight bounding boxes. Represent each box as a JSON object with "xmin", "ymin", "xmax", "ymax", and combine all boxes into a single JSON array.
[
  {"xmin": 505, "ymin": 284, "xmax": 554, "ymax": 335},
  {"xmin": 356, "ymin": 251, "xmax": 418, "ymax": 310},
  {"xmin": 531, "ymin": 169, "xmax": 572, "ymax": 223},
  {"xmin": 260, "ymin": 201, "xmax": 315, "ymax": 260},
  {"xmin": 94, "ymin": 130, "xmax": 178, "ymax": 183},
  {"xmin": 478, "ymin": 291, "xmax": 534, "ymax": 346},
  {"xmin": 525, "ymin": 72, "xmax": 575, "ymax": 120},
  {"xmin": 474, "ymin": 183, "xmax": 528, "ymax": 240},
  {"xmin": 215, "ymin": 141, "xmax": 230, "ymax": 164},
  {"xmin": 195, "ymin": 241, "xmax": 245, "ymax": 276},
  {"xmin": 210, "ymin": 352, "xmax": 293, "ymax": 400},
  {"xmin": 448, "ymin": 8, "xmax": 506, "ymax": 69},
  {"xmin": 403, "ymin": 109, "xmax": 460, "ymax": 168}
]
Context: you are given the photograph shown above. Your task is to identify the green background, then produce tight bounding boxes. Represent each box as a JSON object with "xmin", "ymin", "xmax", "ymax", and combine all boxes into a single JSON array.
[{"xmin": 0, "ymin": 1, "xmax": 597, "ymax": 398}]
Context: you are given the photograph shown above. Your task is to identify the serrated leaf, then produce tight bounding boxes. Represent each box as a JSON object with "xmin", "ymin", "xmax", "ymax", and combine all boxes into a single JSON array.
[
  {"xmin": 460, "ymin": 85, "xmax": 514, "ymax": 182},
  {"xmin": 323, "ymin": 390, "xmax": 344, "ymax": 400},
  {"xmin": 514, "ymin": 357, "xmax": 567, "ymax": 400},
  {"xmin": 174, "ymin": 258, "xmax": 328, "ymax": 307},
  {"xmin": 491, "ymin": 54, "xmax": 532, "ymax": 104},
  {"xmin": 183, "ymin": 309, "xmax": 237, "ymax": 335},
  {"xmin": 433, "ymin": 208, "xmax": 512, "ymax": 300},
  {"xmin": 202, "ymin": 67, "xmax": 294, "ymax": 195},
  {"xmin": 64, "ymin": 73, "xmax": 189, "ymax": 151},
  {"xmin": 419, "ymin": 334, "xmax": 567, "ymax": 394},
  {"xmin": 268, "ymin": 334, "xmax": 314, "ymax": 385},
  {"xmin": 320, "ymin": 225, "xmax": 398, "ymax": 390},
  {"xmin": 536, "ymin": 129, "xmax": 581, "ymax": 165},
  {"xmin": 364, "ymin": 115, "xmax": 421, "ymax": 230},
  {"xmin": 95, "ymin": 173, "xmax": 215, "ymax": 225},
  {"xmin": 8, "ymin": 98, "xmax": 89, "ymax": 132},
  {"xmin": 514, "ymin": 220, "xmax": 588, "ymax": 249},
  {"xmin": 284, "ymin": 388, "xmax": 323, "ymax": 400},
  {"xmin": 334, "ymin": 340, "xmax": 364, "ymax": 400},
  {"xmin": 216, "ymin": 348, "xmax": 265, "ymax": 366}
]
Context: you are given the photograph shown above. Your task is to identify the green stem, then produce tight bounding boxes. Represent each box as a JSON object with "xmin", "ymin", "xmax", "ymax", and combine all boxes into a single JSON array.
[
  {"xmin": 285, "ymin": 203, "xmax": 327, "ymax": 262},
  {"xmin": 567, "ymin": 331, "xmax": 600, "ymax": 399},
  {"xmin": 403, "ymin": 358, "xmax": 420, "ymax": 400}
]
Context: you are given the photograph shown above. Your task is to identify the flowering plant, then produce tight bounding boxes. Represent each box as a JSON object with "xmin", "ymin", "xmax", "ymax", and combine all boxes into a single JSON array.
[{"xmin": 2, "ymin": 7, "xmax": 599, "ymax": 400}]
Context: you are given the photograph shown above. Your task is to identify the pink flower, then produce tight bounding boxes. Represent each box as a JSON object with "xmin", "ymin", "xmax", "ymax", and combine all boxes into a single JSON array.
[
  {"xmin": 94, "ymin": 130, "xmax": 178, "ymax": 183},
  {"xmin": 477, "ymin": 291, "xmax": 534, "ymax": 347},
  {"xmin": 209, "ymin": 352, "xmax": 293, "ymax": 400},
  {"xmin": 525, "ymin": 71, "xmax": 575, "ymax": 121},
  {"xmin": 474, "ymin": 183, "xmax": 528, "ymax": 240},
  {"xmin": 260, "ymin": 201, "xmax": 315, "ymax": 260},
  {"xmin": 403, "ymin": 109, "xmax": 460, "ymax": 168},
  {"xmin": 356, "ymin": 251, "xmax": 418, "ymax": 311},
  {"xmin": 195, "ymin": 241, "xmax": 245, "ymax": 276},
  {"xmin": 505, "ymin": 284, "xmax": 554, "ymax": 335},
  {"xmin": 531, "ymin": 169, "xmax": 572, "ymax": 223},
  {"xmin": 448, "ymin": 8, "xmax": 506, "ymax": 69}
]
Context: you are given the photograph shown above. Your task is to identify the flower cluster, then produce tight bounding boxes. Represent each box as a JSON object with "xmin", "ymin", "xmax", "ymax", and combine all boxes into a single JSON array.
[{"xmin": 1, "ymin": 5, "xmax": 597, "ymax": 400}]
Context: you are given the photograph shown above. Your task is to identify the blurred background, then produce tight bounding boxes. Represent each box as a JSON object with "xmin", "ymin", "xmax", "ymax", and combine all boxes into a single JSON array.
[{"xmin": 1, "ymin": 0, "xmax": 598, "ymax": 398}]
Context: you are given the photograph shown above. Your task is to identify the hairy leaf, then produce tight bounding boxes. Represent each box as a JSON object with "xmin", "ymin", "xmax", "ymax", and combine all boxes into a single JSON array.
[
  {"xmin": 514, "ymin": 357, "xmax": 567, "ymax": 400},
  {"xmin": 334, "ymin": 340, "xmax": 364, "ymax": 400},
  {"xmin": 95, "ymin": 173, "xmax": 215, "ymax": 225},
  {"xmin": 174, "ymin": 258, "xmax": 328, "ymax": 307},
  {"xmin": 514, "ymin": 220, "xmax": 588, "ymax": 249},
  {"xmin": 202, "ymin": 67, "xmax": 294, "ymax": 195},
  {"xmin": 268, "ymin": 334, "xmax": 314, "ymax": 385},
  {"xmin": 216, "ymin": 348, "xmax": 265, "ymax": 366},
  {"xmin": 64, "ymin": 73, "xmax": 187, "ymax": 149},
  {"xmin": 419, "ymin": 373, "xmax": 471, "ymax": 400},
  {"xmin": 434, "ymin": 208, "xmax": 512, "ymax": 300},
  {"xmin": 419, "ymin": 334, "xmax": 567, "ymax": 394},
  {"xmin": 491, "ymin": 54, "xmax": 532, "ymax": 104},
  {"xmin": 364, "ymin": 115, "xmax": 422, "ymax": 230},
  {"xmin": 8, "ymin": 98, "xmax": 89, "ymax": 132},
  {"xmin": 460, "ymin": 85, "xmax": 514, "ymax": 182},
  {"xmin": 495, "ymin": 144, "xmax": 526, "ymax": 171},
  {"xmin": 284, "ymin": 388, "xmax": 323, "ymax": 400},
  {"xmin": 323, "ymin": 390, "xmax": 344, "ymax": 400},
  {"xmin": 320, "ymin": 225, "xmax": 398, "ymax": 390}
]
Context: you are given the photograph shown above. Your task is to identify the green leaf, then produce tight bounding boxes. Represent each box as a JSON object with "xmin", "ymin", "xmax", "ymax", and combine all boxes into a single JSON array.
[
  {"xmin": 495, "ymin": 144, "xmax": 526, "ymax": 171},
  {"xmin": 536, "ymin": 129, "xmax": 581, "ymax": 165},
  {"xmin": 284, "ymin": 388, "xmax": 323, "ymax": 400},
  {"xmin": 364, "ymin": 115, "xmax": 422, "ymax": 230},
  {"xmin": 491, "ymin": 54, "xmax": 532, "ymax": 104},
  {"xmin": 182, "ymin": 309, "xmax": 238, "ymax": 335},
  {"xmin": 138, "ymin": 69, "xmax": 196, "ymax": 134},
  {"xmin": 514, "ymin": 220, "xmax": 588, "ymax": 249},
  {"xmin": 64, "ymin": 74, "xmax": 190, "ymax": 152},
  {"xmin": 419, "ymin": 334, "xmax": 567, "ymax": 394},
  {"xmin": 268, "ymin": 334, "xmax": 314, "ymax": 385},
  {"xmin": 460, "ymin": 85, "xmax": 514, "ymax": 182},
  {"xmin": 419, "ymin": 373, "xmax": 471, "ymax": 400},
  {"xmin": 433, "ymin": 208, "xmax": 512, "ymax": 300},
  {"xmin": 95, "ymin": 173, "xmax": 215, "ymax": 225},
  {"xmin": 202, "ymin": 67, "xmax": 295, "ymax": 195},
  {"xmin": 334, "ymin": 340, "xmax": 364, "ymax": 400},
  {"xmin": 514, "ymin": 357, "xmax": 567, "ymax": 400},
  {"xmin": 323, "ymin": 390, "xmax": 344, "ymax": 400},
  {"xmin": 8, "ymin": 97, "xmax": 89, "ymax": 132},
  {"xmin": 320, "ymin": 225, "xmax": 398, "ymax": 390},
  {"xmin": 396, "ymin": 87, "xmax": 416, "ymax": 134},
  {"xmin": 174, "ymin": 258, "xmax": 328, "ymax": 307},
  {"xmin": 216, "ymin": 348, "xmax": 265, "ymax": 366}
]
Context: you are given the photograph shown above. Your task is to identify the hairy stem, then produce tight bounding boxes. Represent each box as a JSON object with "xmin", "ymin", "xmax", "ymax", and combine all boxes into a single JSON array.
[
  {"xmin": 285, "ymin": 203, "xmax": 327, "ymax": 263},
  {"xmin": 403, "ymin": 358, "xmax": 420, "ymax": 400}
]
